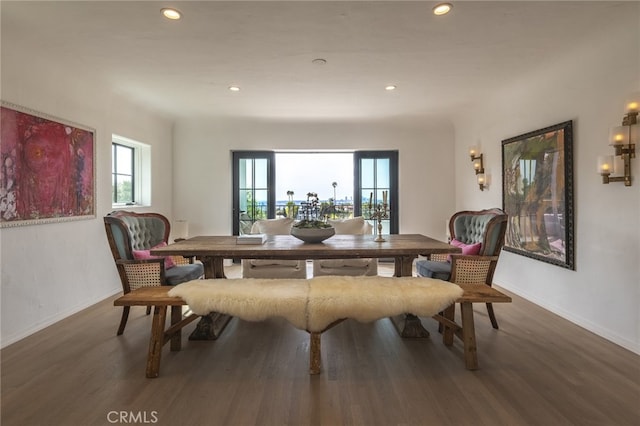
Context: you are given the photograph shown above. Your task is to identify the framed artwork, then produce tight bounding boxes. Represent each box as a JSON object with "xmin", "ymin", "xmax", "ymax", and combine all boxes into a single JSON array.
[
  {"xmin": 502, "ymin": 120, "xmax": 574, "ymax": 270},
  {"xmin": 0, "ymin": 101, "xmax": 95, "ymax": 227}
]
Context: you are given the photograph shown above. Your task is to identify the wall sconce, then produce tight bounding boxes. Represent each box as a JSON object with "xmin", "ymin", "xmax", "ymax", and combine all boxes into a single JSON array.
[
  {"xmin": 598, "ymin": 93, "xmax": 638, "ymax": 186},
  {"xmin": 469, "ymin": 146, "xmax": 486, "ymax": 190},
  {"xmin": 477, "ymin": 173, "xmax": 486, "ymax": 191}
]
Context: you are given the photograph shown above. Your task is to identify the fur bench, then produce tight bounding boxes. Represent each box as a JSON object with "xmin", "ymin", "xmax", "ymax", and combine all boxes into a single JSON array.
[
  {"xmin": 168, "ymin": 276, "xmax": 463, "ymax": 333},
  {"xmin": 115, "ymin": 276, "xmax": 509, "ymax": 377},
  {"xmin": 169, "ymin": 276, "xmax": 462, "ymax": 375}
]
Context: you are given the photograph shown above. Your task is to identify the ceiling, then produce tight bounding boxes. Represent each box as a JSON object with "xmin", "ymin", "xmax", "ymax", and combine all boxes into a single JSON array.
[{"xmin": 1, "ymin": 1, "xmax": 631, "ymax": 121}]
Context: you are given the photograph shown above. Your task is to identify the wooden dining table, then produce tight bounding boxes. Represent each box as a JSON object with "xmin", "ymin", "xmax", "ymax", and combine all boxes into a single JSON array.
[{"xmin": 152, "ymin": 233, "xmax": 460, "ymax": 339}]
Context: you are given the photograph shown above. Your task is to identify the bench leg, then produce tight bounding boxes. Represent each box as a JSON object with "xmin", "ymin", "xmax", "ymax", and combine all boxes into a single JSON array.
[
  {"xmin": 146, "ymin": 306, "xmax": 167, "ymax": 378},
  {"xmin": 442, "ymin": 304, "xmax": 456, "ymax": 346},
  {"xmin": 460, "ymin": 302, "xmax": 478, "ymax": 370},
  {"xmin": 309, "ymin": 332, "xmax": 321, "ymax": 375}
]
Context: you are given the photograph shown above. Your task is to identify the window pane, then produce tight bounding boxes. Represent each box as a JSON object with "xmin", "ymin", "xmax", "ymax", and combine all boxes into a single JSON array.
[
  {"xmin": 361, "ymin": 158, "xmax": 374, "ymax": 188},
  {"xmin": 239, "ymin": 189, "xmax": 250, "ymax": 213},
  {"xmin": 238, "ymin": 159, "xmax": 251, "ymax": 189},
  {"xmin": 376, "ymin": 158, "xmax": 390, "ymax": 187},
  {"xmin": 116, "ymin": 175, "xmax": 133, "ymax": 203},
  {"xmin": 254, "ymin": 159, "xmax": 268, "ymax": 189},
  {"xmin": 115, "ymin": 145, "xmax": 133, "ymax": 175},
  {"xmin": 361, "ymin": 190, "xmax": 373, "ymax": 220},
  {"xmin": 254, "ymin": 189, "xmax": 268, "ymax": 219},
  {"xmin": 254, "ymin": 189, "xmax": 268, "ymax": 204}
]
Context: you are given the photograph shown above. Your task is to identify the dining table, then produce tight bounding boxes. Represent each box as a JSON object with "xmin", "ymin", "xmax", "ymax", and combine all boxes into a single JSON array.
[{"xmin": 152, "ymin": 233, "xmax": 461, "ymax": 340}]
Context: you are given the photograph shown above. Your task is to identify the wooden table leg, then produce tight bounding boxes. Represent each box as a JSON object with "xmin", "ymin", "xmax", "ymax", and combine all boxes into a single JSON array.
[
  {"xmin": 309, "ymin": 332, "xmax": 321, "ymax": 375},
  {"xmin": 146, "ymin": 306, "xmax": 167, "ymax": 378},
  {"xmin": 188, "ymin": 312, "xmax": 233, "ymax": 341},
  {"xmin": 389, "ymin": 255, "xmax": 431, "ymax": 338},
  {"xmin": 390, "ymin": 314, "xmax": 430, "ymax": 338},
  {"xmin": 460, "ymin": 302, "xmax": 478, "ymax": 370},
  {"xmin": 189, "ymin": 256, "xmax": 233, "ymax": 340},
  {"xmin": 393, "ymin": 255, "xmax": 415, "ymax": 277},
  {"xmin": 199, "ymin": 256, "xmax": 227, "ymax": 279}
]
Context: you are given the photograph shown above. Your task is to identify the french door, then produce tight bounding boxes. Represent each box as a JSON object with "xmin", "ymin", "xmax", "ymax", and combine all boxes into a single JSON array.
[
  {"xmin": 232, "ymin": 151, "xmax": 275, "ymax": 235},
  {"xmin": 354, "ymin": 151, "xmax": 399, "ymax": 235},
  {"xmin": 232, "ymin": 150, "xmax": 398, "ymax": 235}
]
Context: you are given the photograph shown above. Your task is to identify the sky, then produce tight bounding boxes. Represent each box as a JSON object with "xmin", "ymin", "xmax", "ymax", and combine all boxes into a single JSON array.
[{"xmin": 275, "ymin": 153, "xmax": 354, "ymax": 202}]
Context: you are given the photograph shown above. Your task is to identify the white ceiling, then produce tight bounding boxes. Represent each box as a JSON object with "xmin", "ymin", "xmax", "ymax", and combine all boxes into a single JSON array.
[{"xmin": 1, "ymin": 1, "xmax": 632, "ymax": 121}]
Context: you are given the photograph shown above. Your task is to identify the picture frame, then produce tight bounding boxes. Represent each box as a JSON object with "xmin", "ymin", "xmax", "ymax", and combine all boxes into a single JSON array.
[
  {"xmin": 502, "ymin": 120, "xmax": 574, "ymax": 270},
  {"xmin": 0, "ymin": 101, "xmax": 96, "ymax": 228}
]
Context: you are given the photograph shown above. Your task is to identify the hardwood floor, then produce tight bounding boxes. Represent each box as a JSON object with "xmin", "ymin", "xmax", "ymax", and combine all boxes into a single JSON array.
[{"xmin": 2, "ymin": 264, "xmax": 639, "ymax": 426}]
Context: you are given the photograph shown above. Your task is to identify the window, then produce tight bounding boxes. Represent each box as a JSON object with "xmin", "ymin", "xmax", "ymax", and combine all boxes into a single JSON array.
[
  {"xmin": 231, "ymin": 150, "xmax": 398, "ymax": 235},
  {"xmin": 355, "ymin": 151, "xmax": 399, "ymax": 234},
  {"xmin": 275, "ymin": 152, "xmax": 354, "ymax": 219},
  {"xmin": 112, "ymin": 143, "xmax": 134, "ymax": 204},
  {"xmin": 232, "ymin": 151, "xmax": 275, "ymax": 235},
  {"xmin": 111, "ymin": 135, "xmax": 151, "ymax": 207}
]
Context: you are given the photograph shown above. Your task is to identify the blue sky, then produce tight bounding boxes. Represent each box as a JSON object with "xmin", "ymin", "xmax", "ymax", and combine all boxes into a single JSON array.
[{"xmin": 275, "ymin": 152, "xmax": 354, "ymax": 202}]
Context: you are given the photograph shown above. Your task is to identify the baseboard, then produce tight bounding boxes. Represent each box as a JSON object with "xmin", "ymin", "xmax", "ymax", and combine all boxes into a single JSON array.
[{"xmin": 495, "ymin": 282, "xmax": 639, "ymax": 355}]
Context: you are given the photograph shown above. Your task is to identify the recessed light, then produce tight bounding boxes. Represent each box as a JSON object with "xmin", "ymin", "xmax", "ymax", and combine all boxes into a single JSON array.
[
  {"xmin": 161, "ymin": 8, "xmax": 182, "ymax": 20},
  {"xmin": 433, "ymin": 3, "xmax": 453, "ymax": 16},
  {"xmin": 312, "ymin": 58, "xmax": 327, "ymax": 65},
  {"xmin": 229, "ymin": 86, "xmax": 241, "ymax": 92},
  {"xmin": 385, "ymin": 85, "xmax": 397, "ymax": 91}
]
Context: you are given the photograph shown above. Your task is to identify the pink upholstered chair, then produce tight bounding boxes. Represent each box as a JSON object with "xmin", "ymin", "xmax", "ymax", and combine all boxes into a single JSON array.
[
  {"xmin": 104, "ymin": 211, "xmax": 204, "ymax": 335},
  {"xmin": 416, "ymin": 208, "xmax": 507, "ymax": 328}
]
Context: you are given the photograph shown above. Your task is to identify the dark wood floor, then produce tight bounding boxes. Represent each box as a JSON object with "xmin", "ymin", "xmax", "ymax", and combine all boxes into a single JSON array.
[{"xmin": 2, "ymin": 265, "xmax": 639, "ymax": 426}]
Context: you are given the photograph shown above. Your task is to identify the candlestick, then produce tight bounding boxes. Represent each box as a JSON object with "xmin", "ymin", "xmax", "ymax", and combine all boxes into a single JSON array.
[{"xmin": 368, "ymin": 199, "xmax": 389, "ymax": 242}]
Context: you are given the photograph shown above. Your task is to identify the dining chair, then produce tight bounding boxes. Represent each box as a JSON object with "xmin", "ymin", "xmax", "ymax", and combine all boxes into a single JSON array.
[
  {"xmin": 416, "ymin": 208, "xmax": 508, "ymax": 329},
  {"xmin": 104, "ymin": 211, "xmax": 204, "ymax": 335}
]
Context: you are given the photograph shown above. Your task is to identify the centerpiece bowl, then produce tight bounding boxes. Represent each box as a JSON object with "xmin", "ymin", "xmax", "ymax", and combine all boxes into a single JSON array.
[{"xmin": 291, "ymin": 222, "xmax": 335, "ymax": 243}]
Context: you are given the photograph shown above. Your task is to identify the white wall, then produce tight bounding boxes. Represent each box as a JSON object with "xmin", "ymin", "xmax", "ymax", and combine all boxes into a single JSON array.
[
  {"xmin": 172, "ymin": 117, "xmax": 457, "ymax": 241},
  {"xmin": 453, "ymin": 10, "xmax": 640, "ymax": 353},
  {"xmin": 0, "ymin": 53, "xmax": 175, "ymax": 347}
]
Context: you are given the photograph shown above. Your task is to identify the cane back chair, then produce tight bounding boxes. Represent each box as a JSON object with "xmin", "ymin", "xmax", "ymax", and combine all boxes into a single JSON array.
[
  {"xmin": 104, "ymin": 211, "xmax": 204, "ymax": 335},
  {"xmin": 416, "ymin": 208, "xmax": 508, "ymax": 329}
]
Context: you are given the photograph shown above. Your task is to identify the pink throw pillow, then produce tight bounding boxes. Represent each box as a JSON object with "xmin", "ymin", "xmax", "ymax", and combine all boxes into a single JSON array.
[
  {"xmin": 132, "ymin": 241, "xmax": 176, "ymax": 270},
  {"xmin": 448, "ymin": 238, "xmax": 482, "ymax": 261}
]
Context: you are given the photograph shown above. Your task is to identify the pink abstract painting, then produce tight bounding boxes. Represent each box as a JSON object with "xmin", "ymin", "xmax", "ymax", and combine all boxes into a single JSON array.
[{"xmin": 1, "ymin": 104, "xmax": 95, "ymax": 226}]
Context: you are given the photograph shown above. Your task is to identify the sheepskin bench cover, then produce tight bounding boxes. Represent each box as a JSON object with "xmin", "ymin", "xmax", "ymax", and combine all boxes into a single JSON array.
[
  {"xmin": 169, "ymin": 275, "xmax": 463, "ymax": 374},
  {"xmin": 168, "ymin": 275, "xmax": 464, "ymax": 333}
]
